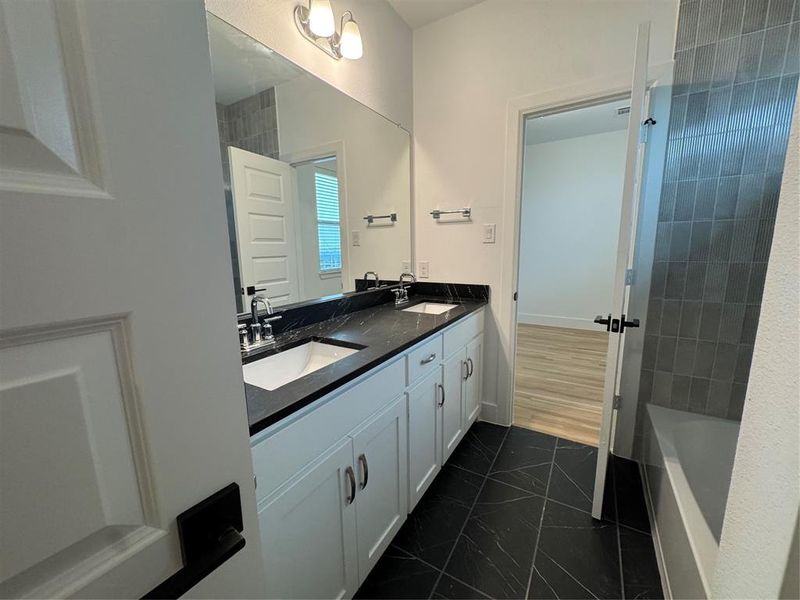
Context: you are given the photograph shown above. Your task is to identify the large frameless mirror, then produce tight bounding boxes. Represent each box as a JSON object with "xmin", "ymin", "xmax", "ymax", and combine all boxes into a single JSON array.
[{"xmin": 207, "ymin": 13, "xmax": 411, "ymax": 315}]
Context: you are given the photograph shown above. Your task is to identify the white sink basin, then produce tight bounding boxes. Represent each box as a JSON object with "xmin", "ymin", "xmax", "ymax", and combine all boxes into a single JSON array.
[
  {"xmin": 402, "ymin": 302, "xmax": 458, "ymax": 315},
  {"xmin": 243, "ymin": 341, "xmax": 360, "ymax": 391}
]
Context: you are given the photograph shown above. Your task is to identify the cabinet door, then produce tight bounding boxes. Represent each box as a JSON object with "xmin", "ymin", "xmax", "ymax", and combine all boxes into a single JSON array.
[
  {"xmin": 465, "ymin": 334, "xmax": 484, "ymax": 424},
  {"xmin": 351, "ymin": 397, "xmax": 408, "ymax": 579},
  {"xmin": 407, "ymin": 369, "xmax": 442, "ymax": 509},
  {"xmin": 442, "ymin": 351, "xmax": 467, "ymax": 462},
  {"xmin": 259, "ymin": 438, "xmax": 358, "ymax": 599}
]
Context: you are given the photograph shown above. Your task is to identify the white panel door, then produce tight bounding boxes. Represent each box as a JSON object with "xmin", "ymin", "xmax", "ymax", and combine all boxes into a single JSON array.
[
  {"xmin": 407, "ymin": 370, "xmax": 442, "ymax": 509},
  {"xmin": 592, "ymin": 22, "xmax": 653, "ymax": 519},
  {"xmin": 465, "ymin": 334, "xmax": 483, "ymax": 424},
  {"xmin": 0, "ymin": 1, "xmax": 265, "ymax": 597},
  {"xmin": 229, "ymin": 146, "xmax": 301, "ymax": 308},
  {"xmin": 258, "ymin": 438, "xmax": 358, "ymax": 600},
  {"xmin": 351, "ymin": 397, "xmax": 408, "ymax": 580},
  {"xmin": 442, "ymin": 352, "xmax": 466, "ymax": 462}
]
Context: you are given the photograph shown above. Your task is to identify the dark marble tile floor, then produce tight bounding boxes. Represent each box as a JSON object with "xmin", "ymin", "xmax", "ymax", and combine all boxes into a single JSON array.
[{"xmin": 355, "ymin": 423, "xmax": 663, "ymax": 600}]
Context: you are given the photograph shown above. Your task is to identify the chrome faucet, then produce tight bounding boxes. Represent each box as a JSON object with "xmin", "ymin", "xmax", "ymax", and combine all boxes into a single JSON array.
[
  {"xmin": 244, "ymin": 294, "xmax": 282, "ymax": 350},
  {"xmin": 364, "ymin": 271, "xmax": 381, "ymax": 289},
  {"xmin": 394, "ymin": 272, "xmax": 416, "ymax": 305}
]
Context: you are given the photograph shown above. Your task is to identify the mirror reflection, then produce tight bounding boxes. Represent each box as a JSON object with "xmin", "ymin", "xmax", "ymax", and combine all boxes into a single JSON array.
[{"xmin": 207, "ymin": 14, "xmax": 411, "ymax": 314}]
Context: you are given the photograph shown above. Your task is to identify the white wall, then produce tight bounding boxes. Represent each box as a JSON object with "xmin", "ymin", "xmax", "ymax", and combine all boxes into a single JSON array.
[
  {"xmin": 518, "ymin": 130, "xmax": 627, "ymax": 330},
  {"xmin": 276, "ymin": 75, "xmax": 411, "ymax": 289},
  {"xmin": 206, "ymin": 0, "xmax": 412, "ymax": 130},
  {"xmin": 712, "ymin": 85, "xmax": 800, "ymax": 599},
  {"xmin": 413, "ymin": 0, "xmax": 678, "ymax": 421}
]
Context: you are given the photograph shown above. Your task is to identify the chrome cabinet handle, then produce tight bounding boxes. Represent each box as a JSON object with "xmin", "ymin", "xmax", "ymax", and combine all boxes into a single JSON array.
[
  {"xmin": 358, "ymin": 454, "xmax": 369, "ymax": 490},
  {"xmin": 462, "ymin": 360, "xmax": 469, "ymax": 380},
  {"xmin": 437, "ymin": 383, "xmax": 445, "ymax": 407},
  {"xmin": 420, "ymin": 353, "xmax": 437, "ymax": 365},
  {"xmin": 467, "ymin": 357, "xmax": 474, "ymax": 378},
  {"xmin": 345, "ymin": 466, "xmax": 356, "ymax": 504}
]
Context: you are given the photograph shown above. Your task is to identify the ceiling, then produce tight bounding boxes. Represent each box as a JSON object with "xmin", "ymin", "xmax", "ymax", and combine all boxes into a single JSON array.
[
  {"xmin": 525, "ymin": 98, "xmax": 632, "ymax": 145},
  {"xmin": 387, "ymin": 0, "xmax": 484, "ymax": 29},
  {"xmin": 207, "ymin": 14, "xmax": 303, "ymax": 105}
]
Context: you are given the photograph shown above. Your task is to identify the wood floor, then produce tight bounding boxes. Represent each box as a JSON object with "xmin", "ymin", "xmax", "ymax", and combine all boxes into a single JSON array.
[{"xmin": 513, "ymin": 324, "xmax": 608, "ymax": 447}]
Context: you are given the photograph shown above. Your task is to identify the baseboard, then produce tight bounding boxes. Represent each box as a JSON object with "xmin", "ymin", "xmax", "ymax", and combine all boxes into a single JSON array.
[
  {"xmin": 640, "ymin": 462, "xmax": 673, "ymax": 600},
  {"xmin": 517, "ymin": 313, "xmax": 598, "ymax": 330}
]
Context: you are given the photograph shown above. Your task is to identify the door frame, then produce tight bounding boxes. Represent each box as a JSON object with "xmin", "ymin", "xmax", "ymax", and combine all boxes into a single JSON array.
[
  {"xmin": 281, "ymin": 141, "xmax": 352, "ymax": 295},
  {"xmin": 508, "ymin": 89, "xmax": 633, "ymax": 429},
  {"xmin": 496, "ymin": 61, "xmax": 675, "ymax": 431}
]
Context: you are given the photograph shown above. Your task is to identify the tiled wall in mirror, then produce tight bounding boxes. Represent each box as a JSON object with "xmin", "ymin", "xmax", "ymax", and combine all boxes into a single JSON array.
[{"xmin": 207, "ymin": 13, "xmax": 411, "ymax": 314}]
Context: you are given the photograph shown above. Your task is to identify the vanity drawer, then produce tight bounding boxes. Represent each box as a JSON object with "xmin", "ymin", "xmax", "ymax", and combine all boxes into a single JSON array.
[
  {"xmin": 252, "ymin": 357, "xmax": 405, "ymax": 503},
  {"xmin": 443, "ymin": 309, "xmax": 484, "ymax": 358},
  {"xmin": 406, "ymin": 335, "xmax": 443, "ymax": 386}
]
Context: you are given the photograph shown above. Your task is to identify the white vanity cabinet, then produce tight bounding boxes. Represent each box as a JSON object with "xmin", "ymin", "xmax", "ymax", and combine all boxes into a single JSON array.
[
  {"xmin": 257, "ymin": 437, "xmax": 358, "ymax": 599},
  {"xmin": 351, "ymin": 397, "xmax": 408, "ymax": 577},
  {"xmin": 251, "ymin": 307, "xmax": 484, "ymax": 598},
  {"xmin": 407, "ymin": 368, "xmax": 443, "ymax": 508}
]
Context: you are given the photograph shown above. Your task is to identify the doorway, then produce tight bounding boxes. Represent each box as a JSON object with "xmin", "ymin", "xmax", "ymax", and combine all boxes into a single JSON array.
[{"xmin": 513, "ymin": 96, "xmax": 632, "ymax": 447}]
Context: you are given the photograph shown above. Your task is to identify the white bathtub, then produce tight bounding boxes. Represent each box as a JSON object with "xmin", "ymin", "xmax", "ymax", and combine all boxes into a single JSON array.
[{"xmin": 642, "ymin": 405, "xmax": 740, "ymax": 599}]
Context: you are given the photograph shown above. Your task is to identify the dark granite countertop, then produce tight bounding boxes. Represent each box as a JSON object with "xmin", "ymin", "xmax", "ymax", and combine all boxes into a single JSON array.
[{"xmin": 244, "ymin": 295, "xmax": 487, "ymax": 436}]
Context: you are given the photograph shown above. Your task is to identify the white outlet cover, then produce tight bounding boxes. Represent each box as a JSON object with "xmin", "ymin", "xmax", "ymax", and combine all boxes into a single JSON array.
[
  {"xmin": 402, "ymin": 260, "xmax": 411, "ymax": 272},
  {"xmin": 352, "ymin": 231, "xmax": 360, "ymax": 246},
  {"xmin": 419, "ymin": 261, "xmax": 430, "ymax": 278},
  {"xmin": 483, "ymin": 223, "xmax": 496, "ymax": 244}
]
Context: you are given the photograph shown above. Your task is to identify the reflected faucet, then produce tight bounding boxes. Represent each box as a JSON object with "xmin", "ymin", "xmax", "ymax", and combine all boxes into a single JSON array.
[
  {"xmin": 364, "ymin": 271, "xmax": 381, "ymax": 289},
  {"xmin": 247, "ymin": 294, "xmax": 282, "ymax": 349},
  {"xmin": 394, "ymin": 272, "xmax": 416, "ymax": 305}
]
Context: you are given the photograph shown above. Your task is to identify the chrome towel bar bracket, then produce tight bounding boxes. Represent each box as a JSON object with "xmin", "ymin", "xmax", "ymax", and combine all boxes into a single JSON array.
[
  {"xmin": 363, "ymin": 212, "xmax": 397, "ymax": 224},
  {"xmin": 430, "ymin": 207, "xmax": 471, "ymax": 220}
]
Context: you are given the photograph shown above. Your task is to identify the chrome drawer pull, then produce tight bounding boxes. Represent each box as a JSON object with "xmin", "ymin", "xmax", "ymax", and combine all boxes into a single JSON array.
[
  {"xmin": 467, "ymin": 357, "xmax": 474, "ymax": 378},
  {"xmin": 420, "ymin": 353, "xmax": 436, "ymax": 365},
  {"xmin": 438, "ymin": 383, "xmax": 445, "ymax": 407}
]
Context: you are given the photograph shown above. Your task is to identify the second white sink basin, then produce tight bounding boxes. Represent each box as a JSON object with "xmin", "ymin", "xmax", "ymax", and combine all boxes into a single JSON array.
[
  {"xmin": 243, "ymin": 340, "xmax": 361, "ymax": 391},
  {"xmin": 402, "ymin": 302, "xmax": 458, "ymax": 315}
]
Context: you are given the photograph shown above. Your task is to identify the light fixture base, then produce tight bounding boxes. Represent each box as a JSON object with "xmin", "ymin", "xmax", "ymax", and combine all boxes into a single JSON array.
[{"xmin": 294, "ymin": 5, "xmax": 342, "ymax": 60}]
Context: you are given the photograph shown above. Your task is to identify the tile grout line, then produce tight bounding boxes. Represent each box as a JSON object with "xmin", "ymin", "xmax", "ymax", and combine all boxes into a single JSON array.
[
  {"xmin": 390, "ymin": 547, "xmax": 489, "ymax": 600},
  {"xmin": 613, "ymin": 458, "xmax": 626, "ymax": 600},
  {"xmin": 427, "ymin": 426, "xmax": 511, "ymax": 600},
  {"xmin": 523, "ymin": 437, "xmax": 558, "ymax": 599}
]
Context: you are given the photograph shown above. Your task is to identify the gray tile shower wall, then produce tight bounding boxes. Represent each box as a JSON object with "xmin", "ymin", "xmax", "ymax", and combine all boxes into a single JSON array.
[
  {"xmin": 215, "ymin": 88, "xmax": 280, "ymax": 313},
  {"xmin": 636, "ymin": 0, "xmax": 798, "ymax": 446}
]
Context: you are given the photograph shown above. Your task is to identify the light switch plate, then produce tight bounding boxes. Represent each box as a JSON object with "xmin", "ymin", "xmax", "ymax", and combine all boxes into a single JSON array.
[
  {"xmin": 352, "ymin": 231, "xmax": 360, "ymax": 246},
  {"xmin": 483, "ymin": 223, "xmax": 496, "ymax": 244},
  {"xmin": 418, "ymin": 261, "xmax": 430, "ymax": 278},
  {"xmin": 402, "ymin": 260, "xmax": 411, "ymax": 272}
]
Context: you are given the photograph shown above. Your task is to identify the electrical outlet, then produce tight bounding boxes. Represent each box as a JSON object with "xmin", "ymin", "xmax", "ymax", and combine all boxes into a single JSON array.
[
  {"xmin": 418, "ymin": 261, "xmax": 430, "ymax": 278},
  {"xmin": 402, "ymin": 260, "xmax": 411, "ymax": 272},
  {"xmin": 483, "ymin": 223, "xmax": 496, "ymax": 244},
  {"xmin": 352, "ymin": 231, "xmax": 360, "ymax": 246}
]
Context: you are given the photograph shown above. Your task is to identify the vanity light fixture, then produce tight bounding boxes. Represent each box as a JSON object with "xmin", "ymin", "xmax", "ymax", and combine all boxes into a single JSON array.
[{"xmin": 294, "ymin": 1, "xmax": 363, "ymax": 60}]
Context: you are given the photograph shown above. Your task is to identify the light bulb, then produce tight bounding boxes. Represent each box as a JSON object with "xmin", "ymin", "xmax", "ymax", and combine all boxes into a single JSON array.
[
  {"xmin": 308, "ymin": 0, "xmax": 335, "ymax": 37},
  {"xmin": 339, "ymin": 17, "xmax": 363, "ymax": 60}
]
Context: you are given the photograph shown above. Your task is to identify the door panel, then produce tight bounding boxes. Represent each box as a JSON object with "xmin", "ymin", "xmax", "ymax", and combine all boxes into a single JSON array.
[
  {"xmin": 407, "ymin": 370, "xmax": 441, "ymax": 509},
  {"xmin": 465, "ymin": 334, "xmax": 483, "ymax": 424},
  {"xmin": 229, "ymin": 147, "xmax": 301, "ymax": 308},
  {"xmin": 592, "ymin": 22, "xmax": 652, "ymax": 519},
  {"xmin": 351, "ymin": 397, "xmax": 408, "ymax": 579},
  {"xmin": 442, "ymin": 352, "xmax": 466, "ymax": 462},
  {"xmin": 0, "ymin": 1, "xmax": 264, "ymax": 596},
  {"xmin": 259, "ymin": 438, "xmax": 358, "ymax": 600}
]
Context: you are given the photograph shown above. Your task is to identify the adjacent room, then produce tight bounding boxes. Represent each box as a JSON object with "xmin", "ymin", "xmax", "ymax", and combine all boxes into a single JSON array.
[{"xmin": 514, "ymin": 98, "xmax": 631, "ymax": 446}]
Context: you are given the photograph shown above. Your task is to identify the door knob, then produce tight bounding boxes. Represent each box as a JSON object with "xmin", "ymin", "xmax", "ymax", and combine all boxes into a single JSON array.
[{"xmin": 593, "ymin": 314, "xmax": 612, "ymax": 332}]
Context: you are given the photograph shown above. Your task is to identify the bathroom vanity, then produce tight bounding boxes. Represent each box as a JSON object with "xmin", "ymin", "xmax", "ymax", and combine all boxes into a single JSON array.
[
  {"xmin": 207, "ymin": 14, "xmax": 489, "ymax": 598},
  {"xmin": 242, "ymin": 294, "xmax": 485, "ymax": 598}
]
